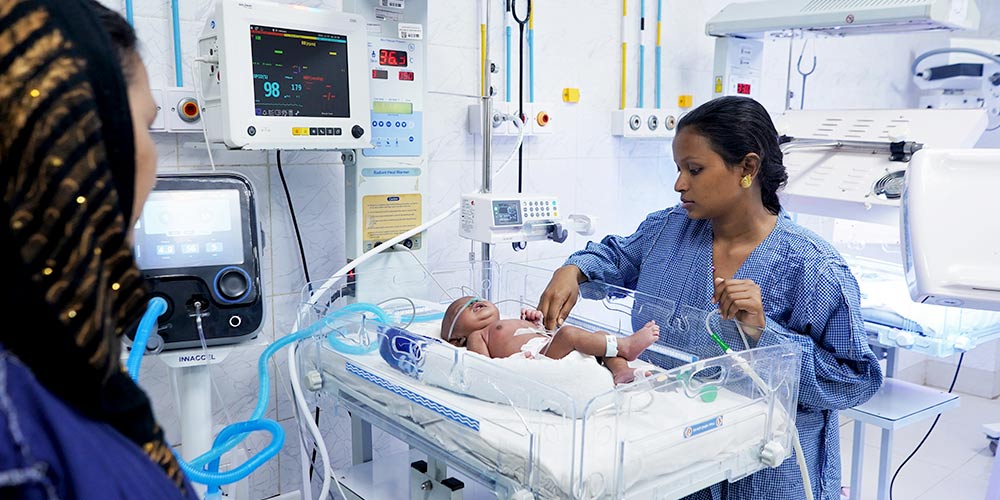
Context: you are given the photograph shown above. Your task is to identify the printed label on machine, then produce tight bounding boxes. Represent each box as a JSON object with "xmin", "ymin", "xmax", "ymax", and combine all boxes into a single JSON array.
[
  {"xmin": 362, "ymin": 193, "xmax": 422, "ymax": 249},
  {"xmin": 398, "ymin": 22, "xmax": 423, "ymax": 40},
  {"xmin": 374, "ymin": 8, "xmax": 400, "ymax": 21},
  {"xmin": 379, "ymin": 0, "xmax": 404, "ymax": 8}
]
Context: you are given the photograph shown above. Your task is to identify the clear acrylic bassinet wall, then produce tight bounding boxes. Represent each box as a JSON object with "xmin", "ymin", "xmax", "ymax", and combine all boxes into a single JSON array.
[{"xmin": 293, "ymin": 260, "xmax": 802, "ymax": 499}]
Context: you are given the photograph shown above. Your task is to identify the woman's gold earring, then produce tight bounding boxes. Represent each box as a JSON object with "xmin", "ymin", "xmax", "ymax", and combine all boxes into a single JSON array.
[{"xmin": 740, "ymin": 175, "xmax": 752, "ymax": 189}]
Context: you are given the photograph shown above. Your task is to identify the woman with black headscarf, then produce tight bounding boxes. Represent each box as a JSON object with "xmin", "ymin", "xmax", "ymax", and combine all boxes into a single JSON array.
[{"xmin": 0, "ymin": 0, "xmax": 194, "ymax": 497}]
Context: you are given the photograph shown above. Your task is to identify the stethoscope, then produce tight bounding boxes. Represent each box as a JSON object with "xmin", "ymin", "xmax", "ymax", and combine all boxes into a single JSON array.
[{"xmin": 796, "ymin": 39, "xmax": 817, "ymax": 110}]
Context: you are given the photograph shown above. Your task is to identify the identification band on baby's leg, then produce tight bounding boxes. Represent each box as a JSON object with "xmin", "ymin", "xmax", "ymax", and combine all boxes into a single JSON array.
[{"xmin": 605, "ymin": 334, "xmax": 618, "ymax": 357}]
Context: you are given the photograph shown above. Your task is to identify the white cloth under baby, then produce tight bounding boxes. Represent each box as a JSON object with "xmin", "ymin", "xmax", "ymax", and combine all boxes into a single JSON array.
[{"xmin": 519, "ymin": 336, "xmax": 552, "ymax": 358}]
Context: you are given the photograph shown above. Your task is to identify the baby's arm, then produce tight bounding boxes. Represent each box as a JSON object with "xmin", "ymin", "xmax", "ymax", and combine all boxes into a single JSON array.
[
  {"xmin": 465, "ymin": 331, "xmax": 490, "ymax": 357},
  {"xmin": 520, "ymin": 307, "xmax": 544, "ymax": 325}
]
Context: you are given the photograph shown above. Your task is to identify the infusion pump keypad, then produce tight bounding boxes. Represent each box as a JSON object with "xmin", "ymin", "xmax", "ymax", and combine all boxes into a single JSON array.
[{"xmin": 521, "ymin": 199, "xmax": 558, "ymax": 221}]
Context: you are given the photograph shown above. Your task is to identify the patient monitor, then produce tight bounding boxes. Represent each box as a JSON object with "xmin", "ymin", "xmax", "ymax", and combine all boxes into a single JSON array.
[{"xmin": 199, "ymin": 0, "xmax": 372, "ymax": 150}]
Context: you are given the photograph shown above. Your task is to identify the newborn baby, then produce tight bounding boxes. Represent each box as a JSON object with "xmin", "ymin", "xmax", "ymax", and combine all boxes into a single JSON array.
[{"xmin": 441, "ymin": 296, "xmax": 659, "ymax": 384}]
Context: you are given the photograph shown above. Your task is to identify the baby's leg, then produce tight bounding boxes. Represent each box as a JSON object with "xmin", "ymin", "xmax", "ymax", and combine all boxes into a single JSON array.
[{"xmin": 543, "ymin": 323, "xmax": 658, "ymax": 361}]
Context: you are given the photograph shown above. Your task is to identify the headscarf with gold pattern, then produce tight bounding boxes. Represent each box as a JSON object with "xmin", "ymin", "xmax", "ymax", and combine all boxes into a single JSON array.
[{"xmin": 0, "ymin": 0, "xmax": 187, "ymax": 490}]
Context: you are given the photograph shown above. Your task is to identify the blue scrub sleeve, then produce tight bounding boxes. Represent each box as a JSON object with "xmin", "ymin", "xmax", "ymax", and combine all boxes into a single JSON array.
[{"xmin": 756, "ymin": 261, "xmax": 883, "ymax": 411}]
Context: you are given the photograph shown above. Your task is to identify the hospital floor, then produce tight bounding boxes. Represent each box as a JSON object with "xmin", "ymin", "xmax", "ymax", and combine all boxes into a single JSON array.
[{"xmin": 838, "ymin": 390, "xmax": 1000, "ymax": 500}]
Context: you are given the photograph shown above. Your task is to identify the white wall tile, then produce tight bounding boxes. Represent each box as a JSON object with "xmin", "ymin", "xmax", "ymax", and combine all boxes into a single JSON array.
[{"xmin": 268, "ymin": 162, "xmax": 346, "ymax": 295}]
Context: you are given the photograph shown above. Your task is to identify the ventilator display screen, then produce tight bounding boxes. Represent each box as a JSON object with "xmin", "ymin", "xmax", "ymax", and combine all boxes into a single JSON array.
[
  {"xmin": 250, "ymin": 25, "xmax": 351, "ymax": 118},
  {"xmin": 134, "ymin": 190, "xmax": 245, "ymax": 270}
]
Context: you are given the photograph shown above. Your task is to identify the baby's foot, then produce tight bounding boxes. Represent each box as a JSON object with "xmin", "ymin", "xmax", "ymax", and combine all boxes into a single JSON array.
[
  {"xmin": 611, "ymin": 363, "xmax": 637, "ymax": 385},
  {"xmin": 616, "ymin": 321, "xmax": 659, "ymax": 361},
  {"xmin": 610, "ymin": 364, "xmax": 653, "ymax": 385}
]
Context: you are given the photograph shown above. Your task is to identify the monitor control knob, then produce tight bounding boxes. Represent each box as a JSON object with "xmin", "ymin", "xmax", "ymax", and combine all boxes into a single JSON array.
[
  {"xmin": 352, "ymin": 125, "xmax": 365, "ymax": 138},
  {"xmin": 216, "ymin": 267, "xmax": 250, "ymax": 301}
]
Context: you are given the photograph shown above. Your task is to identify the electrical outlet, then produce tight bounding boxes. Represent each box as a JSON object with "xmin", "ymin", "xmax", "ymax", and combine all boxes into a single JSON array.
[
  {"xmin": 612, "ymin": 108, "xmax": 681, "ymax": 139},
  {"xmin": 163, "ymin": 87, "xmax": 203, "ymax": 133}
]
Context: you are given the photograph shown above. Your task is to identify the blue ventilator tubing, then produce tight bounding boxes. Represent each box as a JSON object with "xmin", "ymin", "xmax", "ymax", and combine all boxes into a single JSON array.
[
  {"xmin": 127, "ymin": 296, "xmax": 168, "ymax": 380},
  {"xmin": 129, "ymin": 297, "xmax": 395, "ymax": 494}
]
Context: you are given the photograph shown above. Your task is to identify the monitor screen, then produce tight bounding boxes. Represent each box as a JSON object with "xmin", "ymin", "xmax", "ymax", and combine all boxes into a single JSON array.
[
  {"xmin": 492, "ymin": 200, "xmax": 522, "ymax": 226},
  {"xmin": 134, "ymin": 189, "xmax": 245, "ymax": 270},
  {"xmin": 250, "ymin": 25, "xmax": 351, "ymax": 118}
]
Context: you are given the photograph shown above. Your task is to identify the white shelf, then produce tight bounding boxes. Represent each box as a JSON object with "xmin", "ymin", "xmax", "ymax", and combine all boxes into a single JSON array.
[{"xmin": 844, "ymin": 378, "xmax": 960, "ymax": 430}]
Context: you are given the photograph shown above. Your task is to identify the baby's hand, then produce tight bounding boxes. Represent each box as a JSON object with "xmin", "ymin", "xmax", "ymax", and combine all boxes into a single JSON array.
[{"xmin": 520, "ymin": 308, "xmax": 543, "ymax": 324}]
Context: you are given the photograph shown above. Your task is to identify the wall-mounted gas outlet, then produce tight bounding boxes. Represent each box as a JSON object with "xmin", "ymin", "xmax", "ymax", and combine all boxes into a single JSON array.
[
  {"xmin": 162, "ymin": 87, "xmax": 203, "ymax": 133},
  {"xmin": 612, "ymin": 108, "xmax": 682, "ymax": 139},
  {"xmin": 525, "ymin": 102, "xmax": 554, "ymax": 135},
  {"xmin": 467, "ymin": 101, "xmax": 555, "ymax": 137}
]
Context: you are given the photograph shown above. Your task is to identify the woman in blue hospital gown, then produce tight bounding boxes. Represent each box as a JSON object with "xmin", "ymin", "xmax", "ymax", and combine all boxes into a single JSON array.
[{"xmin": 538, "ymin": 96, "xmax": 883, "ymax": 500}]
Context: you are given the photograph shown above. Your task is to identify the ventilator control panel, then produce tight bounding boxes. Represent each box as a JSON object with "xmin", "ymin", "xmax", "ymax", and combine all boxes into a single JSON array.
[{"xmin": 130, "ymin": 174, "xmax": 263, "ymax": 351}]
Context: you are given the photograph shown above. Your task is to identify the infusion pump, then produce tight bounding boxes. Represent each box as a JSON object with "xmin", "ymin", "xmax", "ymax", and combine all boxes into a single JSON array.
[
  {"xmin": 198, "ymin": 0, "xmax": 372, "ymax": 150},
  {"xmin": 459, "ymin": 193, "xmax": 596, "ymax": 244}
]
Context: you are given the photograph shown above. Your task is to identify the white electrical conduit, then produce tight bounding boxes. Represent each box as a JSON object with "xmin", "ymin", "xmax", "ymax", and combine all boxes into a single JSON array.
[{"xmin": 288, "ymin": 113, "xmax": 523, "ymax": 500}]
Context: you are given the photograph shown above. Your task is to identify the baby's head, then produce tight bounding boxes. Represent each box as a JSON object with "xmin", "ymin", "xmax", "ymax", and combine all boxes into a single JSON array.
[{"xmin": 441, "ymin": 296, "xmax": 499, "ymax": 347}]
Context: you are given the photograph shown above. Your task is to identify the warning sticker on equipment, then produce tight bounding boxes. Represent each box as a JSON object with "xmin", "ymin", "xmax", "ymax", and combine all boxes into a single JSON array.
[
  {"xmin": 380, "ymin": 0, "xmax": 404, "ymax": 9},
  {"xmin": 374, "ymin": 8, "xmax": 400, "ymax": 21},
  {"xmin": 398, "ymin": 22, "xmax": 423, "ymax": 40},
  {"xmin": 362, "ymin": 193, "xmax": 422, "ymax": 244}
]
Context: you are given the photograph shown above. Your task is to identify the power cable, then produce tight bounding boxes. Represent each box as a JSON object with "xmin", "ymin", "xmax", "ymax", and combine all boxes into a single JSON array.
[
  {"xmin": 276, "ymin": 150, "xmax": 312, "ymax": 286},
  {"xmin": 888, "ymin": 352, "xmax": 965, "ymax": 500}
]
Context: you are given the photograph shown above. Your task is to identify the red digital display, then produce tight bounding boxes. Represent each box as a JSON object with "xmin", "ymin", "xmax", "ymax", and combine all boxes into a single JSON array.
[
  {"xmin": 736, "ymin": 83, "xmax": 752, "ymax": 95},
  {"xmin": 379, "ymin": 49, "xmax": 408, "ymax": 67},
  {"xmin": 398, "ymin": 71, "xmax": 414, "ymax": 81},
  {"xmin": 372, "ymin": 69, "xmax": 388, "ymax": 79}
]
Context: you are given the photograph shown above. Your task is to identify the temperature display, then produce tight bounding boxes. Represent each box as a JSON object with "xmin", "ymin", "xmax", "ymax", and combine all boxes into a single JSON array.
[
  {"xmin": 379, "ymin": 49, "xmax": 408, "ymax": 67},
  {"xmin": 736, "ymin": 83, "xmax": 752, "ymax": 95}
]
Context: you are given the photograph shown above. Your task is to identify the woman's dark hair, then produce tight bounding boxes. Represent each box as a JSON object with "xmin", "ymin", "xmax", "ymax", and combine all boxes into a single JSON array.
[
  {"xmin": 89, "ymin": 1, "xmax": 139, "ymax": 80},
  {"xmin": 676, "ymin": 96, "xmax": 788, "ymax": 215}
]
